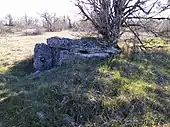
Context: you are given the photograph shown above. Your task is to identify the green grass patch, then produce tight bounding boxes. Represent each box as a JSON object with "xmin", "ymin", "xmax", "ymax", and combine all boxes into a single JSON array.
[
  {"xmin": 0, "ymin": 48, "xmax": 170, "ymax": 126},
  {"xmin": 145, "ymin": 38, "xmax": 166, "ymax": 47},
  {"xmin": 0, "ymin": 66, "xmax": 7, "ymax": 74}
]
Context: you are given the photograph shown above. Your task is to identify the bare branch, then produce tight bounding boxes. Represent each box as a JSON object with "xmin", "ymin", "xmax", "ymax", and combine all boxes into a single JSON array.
[{"xmin": 75, "ymin": 0, "xmax": 170, "ymax": 49}]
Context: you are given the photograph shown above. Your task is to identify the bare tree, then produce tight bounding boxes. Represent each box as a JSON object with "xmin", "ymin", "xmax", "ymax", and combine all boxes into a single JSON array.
[
  {"xmin": 5, "ymin": 14, "xmax": 14, "ymax": 26},
  {"xmin": 67, "ymin": 16, "xmax": 73, "ymax": 29},
  {"xmin": 40, "ymin": 12, "xmax": 72, "ymax": 32},
  {"xmin": 23, "ymin": 14, "xmax": 36, "ymax": 26},
  {"xmin": 40, "ymin": 12, "xmax": 59, "ymax": 32},
  {"xmin": 75, "ymin": 0, "xmax": 170, "ymax": 47}
]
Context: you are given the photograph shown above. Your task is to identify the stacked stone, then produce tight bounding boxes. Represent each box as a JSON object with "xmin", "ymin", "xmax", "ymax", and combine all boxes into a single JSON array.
[{"xmin": 34, "ymin": 37, "xmax": 120, "ymax": 71}]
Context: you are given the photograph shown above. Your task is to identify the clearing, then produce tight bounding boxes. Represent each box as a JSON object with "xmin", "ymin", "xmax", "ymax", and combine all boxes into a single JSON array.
[{"xmin": 0, "ymin": 31, "xmax": 170, "ymax": 127}]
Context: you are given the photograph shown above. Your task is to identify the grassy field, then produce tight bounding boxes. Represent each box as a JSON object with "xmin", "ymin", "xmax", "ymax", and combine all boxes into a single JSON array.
[{"xmin": 0, "ymin": 32, "xmax": 170, "ymax": 127}]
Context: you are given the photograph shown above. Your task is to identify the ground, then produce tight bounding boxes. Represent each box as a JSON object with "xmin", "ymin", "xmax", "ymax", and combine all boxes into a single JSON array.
[{"xmin": 0, "ymin": 31, "xmax": 170, "ymax": 127}]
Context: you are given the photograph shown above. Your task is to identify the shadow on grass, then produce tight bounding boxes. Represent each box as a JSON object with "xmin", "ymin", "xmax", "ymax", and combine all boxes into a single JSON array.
[
  {"xmin": 6, "ymin": 56, "xmax": 34, "ymax": 78},
  {"xmin": 0, "ymin": 56, "xmax": 34, "ymax": 91},
  {"xmin": 0, "ymin": 50, "xmax": 170, "ymax": 127}
]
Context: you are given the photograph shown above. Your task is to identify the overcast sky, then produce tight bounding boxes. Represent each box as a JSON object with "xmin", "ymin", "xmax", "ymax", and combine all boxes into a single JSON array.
[
  {"xmin": 0, "ymin": 0, "xmax": 79, "ymax": 20},
  {"xmin": 0, "ymin": 0, "xmax": 169, "ymax": 20}
]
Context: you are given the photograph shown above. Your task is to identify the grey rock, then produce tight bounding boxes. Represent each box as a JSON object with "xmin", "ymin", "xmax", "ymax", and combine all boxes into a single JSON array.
[
  {"xmin": 27, "ymin": 70, "xmax": 41, "ymax": 79},
  {"xmin": 34, "ymin": 43, "xmax": 53, "ymax": 71},
  {"xmin": 76, "ymin": 53, "xmax": 110, "ymax": 58},
  {"xmin": 36, "ymin": 111, "xmax": 45, "ymax": 119},
  {"xmin": 119, "ymin": 101, "xmax": 132, "ymax": 117},
  {"xmin": 58, "ymin": 50, "xmax": 76, "ymax": 65},
  {"xmin": 47, "ymin": 37, "xmax": 73, "ymax": 49},
  {"xmin": 34, "ymin": 37, "xmax": 121, "ymax": 71}
]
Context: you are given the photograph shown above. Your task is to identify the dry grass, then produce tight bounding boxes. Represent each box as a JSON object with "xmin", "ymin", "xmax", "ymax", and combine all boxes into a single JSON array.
[{"xmin": 0, "ymin": 31, "xmax": 79, "ymax": 68}]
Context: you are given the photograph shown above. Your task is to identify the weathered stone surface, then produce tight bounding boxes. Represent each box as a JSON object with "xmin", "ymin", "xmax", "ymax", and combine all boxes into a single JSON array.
[
  {"xmin": 47, "ymin": 37, "xmax": 73, "ymax": 49},
  {"xmin": 76, "ymin": 53, "xmax": 110, "ymax": 58},
  {"xmin": 34, "ymin": 37, "xmax": 121, "ymax": 71},
  {"xmin": 34, "ymin": 43, "xmax": 53, "ymax": 71},
  {"xmin": 58, "ymin": 50, "xmax": 76, "ymax": 65}
]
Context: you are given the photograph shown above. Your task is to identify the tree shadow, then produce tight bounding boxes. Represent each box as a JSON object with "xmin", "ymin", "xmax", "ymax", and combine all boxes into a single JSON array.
[
  {"xmin": 6, "ymin": 56, "xmax": 34, "ymax": 78},
  {"xmin": 0, "ymin": 58, "xmax": 105, "ymax": 126}
]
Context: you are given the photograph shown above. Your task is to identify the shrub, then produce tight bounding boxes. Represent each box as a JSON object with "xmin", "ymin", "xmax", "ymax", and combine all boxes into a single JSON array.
[
  {"xmin": 0, "ymin": 26, "xmax": 14, "ymax": 34},
  {"xmin": 22, "ymin": 28, "xmax": 43, "ymax": 36}
]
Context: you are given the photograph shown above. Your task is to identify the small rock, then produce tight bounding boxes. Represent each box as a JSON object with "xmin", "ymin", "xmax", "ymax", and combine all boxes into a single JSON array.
[
  {"xmin": 36, "ymin": 111, "xmax": 45, "ymax": 119},
  {"xmin": 119, "ymin": 101, "xmax": 131, "ymax": 117},
  {"xmin": 27, "ymin": 70, "xmax": 41, "ymax": 79}
]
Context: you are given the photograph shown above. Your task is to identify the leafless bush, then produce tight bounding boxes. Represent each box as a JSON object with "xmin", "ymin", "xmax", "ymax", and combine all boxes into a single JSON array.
[
  {"xmin": 0, "ymin": 13, "xmax": 74, "ymax": 34},
  {"xmin": 22, "ymin": 28, "xmax": 43, "ymax": 36},
  {"xmin": 157, "ymin": 20, "xmax": 170, "ymax": 37},
  {"xmin": 40, "ymin": 12, "xmax": 72, "ymax": 32},
  {"xmin": 0, "ymin": 13, "xmax": 43, "ymax": 35},
  {"xmin": 0, "ymin": 26, "xmax": 14, "ymax": 34},
  {"xmin": 15, "ymin": 15, "xmax": 41, "ymax": 31}
]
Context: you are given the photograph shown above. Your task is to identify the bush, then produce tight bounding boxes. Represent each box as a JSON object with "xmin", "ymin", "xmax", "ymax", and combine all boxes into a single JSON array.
[
  {"xmin": 0, "ymin": 26, "xmax": 14, "ymax": 34},
  {"xmin": 22, "ymin": 28, "xmax": 43, "ymax": 36}
]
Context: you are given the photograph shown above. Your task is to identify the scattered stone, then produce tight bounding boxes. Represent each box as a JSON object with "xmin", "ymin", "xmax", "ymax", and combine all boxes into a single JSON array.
[
  {"xmin": 27, "ymin": 70, "xmax": 41, "ymax": 79},
  {"xmin": 62, "ymin": 114, "xmax": 78, "ymax": 127},
  {"xmin": 36, "ymin": 111, "xmax": 45, "ymax": 119},
  {"xmin": 61, "ymin": 96, "xmax": 69, "ymax": 105}
]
